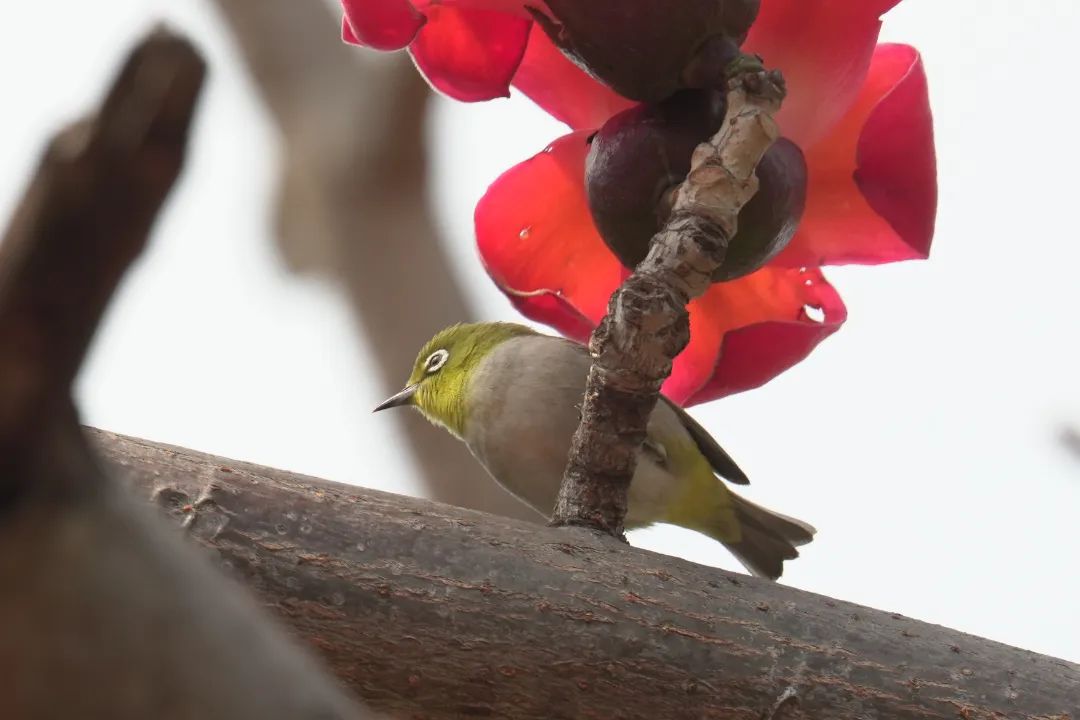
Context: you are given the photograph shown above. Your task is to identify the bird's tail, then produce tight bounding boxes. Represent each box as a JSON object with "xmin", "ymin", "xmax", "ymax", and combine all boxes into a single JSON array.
[{"xmin": 720, "ymin": 493, "xmax": 816, "ymax": 580}]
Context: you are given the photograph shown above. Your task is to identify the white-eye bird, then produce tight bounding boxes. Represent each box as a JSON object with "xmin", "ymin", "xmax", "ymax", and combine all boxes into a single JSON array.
[{"xmin": 374, "ymin": 322, "xmax": 815, "ymax": 579}]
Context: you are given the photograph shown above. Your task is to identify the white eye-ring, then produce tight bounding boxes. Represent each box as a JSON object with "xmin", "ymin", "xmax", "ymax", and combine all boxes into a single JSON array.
[{"xmin": 424, "ymin": 349, "xmax": 450, "ymax": 374}]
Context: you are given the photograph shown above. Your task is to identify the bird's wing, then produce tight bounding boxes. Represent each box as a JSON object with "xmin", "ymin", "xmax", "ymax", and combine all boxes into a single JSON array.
[
  {"xmin": 659, "ymin": 396, "xmax": 750, "ymax": 485},
  {"xmin": 641, "ymin": 437, "xmax": 669, "ymax": 469},
  {"xmin": 555, "ymin": 335, "xmax": 749, "ymax": 485}
]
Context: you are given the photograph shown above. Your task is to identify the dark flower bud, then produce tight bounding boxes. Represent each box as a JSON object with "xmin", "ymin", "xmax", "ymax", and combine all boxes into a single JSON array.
[
  {"xmin": 532, "ymin": 0, "xmax": 760, "ymax": 102},
  {"xmin": 585, "ymin": 90, "xmax": 807, "ymax": 282}
]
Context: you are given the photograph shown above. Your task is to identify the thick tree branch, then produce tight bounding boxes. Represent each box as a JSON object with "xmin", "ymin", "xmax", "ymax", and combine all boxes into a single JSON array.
[
  {"xmin": 554, "ymin": 66, "xmax": 786, "ymax": 533},
  {"xmin": 206, "ymin": 0, "xmax": 534, "ymax": 521},
  {"xmin": 0, "ymin": 29, "xmax": 368, "ymax": 719},
  {"xmin": 95, "ymin": 427, "xmax": 1080, "ymax": 720}
]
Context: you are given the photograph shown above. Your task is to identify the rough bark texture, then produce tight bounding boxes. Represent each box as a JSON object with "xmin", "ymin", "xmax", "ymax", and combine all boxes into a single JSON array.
[
  {"xmin": 0, "ymin": 29, "xmax": 369, "ymax": 719},
  {"xmin": 97, "ymin": 428, "xmax": 1079, "ymax": 720},
  {"xmin": 555, "ymin": 67, "xmax": 786, "ymax": 534},
  {"xmin": 205, "ymin": 0, "xmax": 534, "ymax": 522}
]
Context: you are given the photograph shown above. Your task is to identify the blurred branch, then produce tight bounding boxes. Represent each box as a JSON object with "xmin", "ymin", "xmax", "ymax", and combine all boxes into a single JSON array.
[
  {"xmin": 0, "ymin": 28, "xmax": 368, "ymax": 719},
  {"xmin": 1060, "ymin": 425, "xmax": 1080, "ymax": 463},
  {"xmin": 207, "ymin": 0, "xmax": 535, "ymax": 521},
  {"xmin": 97, "ymin": 427, "xmax": 1080, "ymax": 720}
]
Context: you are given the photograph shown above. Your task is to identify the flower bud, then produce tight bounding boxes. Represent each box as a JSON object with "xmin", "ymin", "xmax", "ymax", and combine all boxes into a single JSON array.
[
  {"xmin": 536, "ymin": 0, "xmax": 760, "ymax": 101},
  {"xmin": 585, "ymin": 91, "xmax": 806, "ymax": 282}
]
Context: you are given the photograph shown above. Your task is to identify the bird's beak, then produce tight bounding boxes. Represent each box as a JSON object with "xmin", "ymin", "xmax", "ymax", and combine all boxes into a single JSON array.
[{"xmin": 373, "ymin": 384, "xmax": 418, "ymax": 413}]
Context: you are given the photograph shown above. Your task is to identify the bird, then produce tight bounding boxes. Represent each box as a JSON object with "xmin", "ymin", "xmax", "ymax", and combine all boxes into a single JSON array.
[{"xmin": 374, "ymin": 321, "xmax": 814, "ymax": 579}]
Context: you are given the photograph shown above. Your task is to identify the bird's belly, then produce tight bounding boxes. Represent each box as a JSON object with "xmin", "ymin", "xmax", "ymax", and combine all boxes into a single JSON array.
[
  {"xmin": 462, "ymin": 336, "xmax": 681, "ymax": 527},
  {"xmin": 465, "ymin": 418, "xmax": 569, "ymax": 518},
  {"xmin": 624, "ymin": 461, "xmax": 675, "ymax": 529},
  {"xmin": 466, "ymin": 416, "xmax": 675, "ymax": 528}
]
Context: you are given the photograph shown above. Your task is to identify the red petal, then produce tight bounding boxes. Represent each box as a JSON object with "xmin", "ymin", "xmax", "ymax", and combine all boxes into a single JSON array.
[
  {"xmin": 341, "ymin": 0, "xmax": 425, "ymax": 51},
  {"xmin": 476, "ymin": 132, "xmax": 849, "ymax": 405},
  {"xmin": 408, "ymin": 5, "xmax": 531, "ymax": 102},
  {"xmin": 512, "ymin": 24, "xmax": 634, "ymax": 129},
  {"xmin": 853, "ymin": 45, "xmax": 937, "ymax": 262},
  {"xmin": 775, "ymin": 44, "xmax": 936, "ymax": 267},
  {"xmin": 476, "ymin": 131, "xmax": 627, "ymax": 326},
  {"xmin": 745, "ymin": 0, "xmax": 900, "ymax": 147},
  {"xmin": 506, "ymin": 292, "xmax": 596, "ymax": 345},
  {"xmin": 677, "ymin": 269, "xmax": 847, "ymax": 405}
]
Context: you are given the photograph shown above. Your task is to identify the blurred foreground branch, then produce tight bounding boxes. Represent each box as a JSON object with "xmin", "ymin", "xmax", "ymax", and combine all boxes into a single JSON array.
[
  {"xmin": 0, "ymin": 29, "xmax": 367, "ymax": 719},
  {"xmin": 1060, "ymin": 425, "xmax": 1080, "ymax": 463},
  {"xmin": 555, "ymin": 64, "xmax": 786, "ymax": 534},
  {"xmin": 206, "ymin": 0, "xmax": 533, "ymax": 520},
  {"xmin": 95, "ymin": 427, "xmax": 1080, "ymax": 720}
]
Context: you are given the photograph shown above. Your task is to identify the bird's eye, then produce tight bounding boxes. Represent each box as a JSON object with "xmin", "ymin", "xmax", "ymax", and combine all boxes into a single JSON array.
[{"xmin": 424, "ymin": 349, "xmax": 449, "ymax": 374}]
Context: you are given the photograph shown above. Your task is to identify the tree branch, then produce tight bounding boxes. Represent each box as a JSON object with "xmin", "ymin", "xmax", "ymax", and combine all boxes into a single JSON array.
[
  {"xmin": 205, "ymin": 0, "xmax": 536, "ymax": 521},
  {"xmin": 95, "ymin": 427, "xmax": 1080, "ymax": 720},
  {"xmin": 554, "ymin": 66, "xmax": 786, "ymax": 533},
  {"xmin": 0, "ymin": 28, "xmax": 369, "ymax": 719}
]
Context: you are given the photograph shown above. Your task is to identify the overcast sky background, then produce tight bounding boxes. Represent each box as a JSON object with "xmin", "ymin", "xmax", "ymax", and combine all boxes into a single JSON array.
[{"xmin": 2, "ymin": 1, "xmax": 1078, "ymax": 663}]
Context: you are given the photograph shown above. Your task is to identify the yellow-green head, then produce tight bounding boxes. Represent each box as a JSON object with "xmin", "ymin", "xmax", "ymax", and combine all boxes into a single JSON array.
[{"xmin": 373, "ymin": 322, "xmax": 537, "ymax": 436}]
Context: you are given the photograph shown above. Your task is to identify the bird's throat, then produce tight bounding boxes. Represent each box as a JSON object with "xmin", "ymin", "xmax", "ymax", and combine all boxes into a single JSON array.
[{"xmin": 414, "ymin": 382, "xmax": 468, "ymax": 439}]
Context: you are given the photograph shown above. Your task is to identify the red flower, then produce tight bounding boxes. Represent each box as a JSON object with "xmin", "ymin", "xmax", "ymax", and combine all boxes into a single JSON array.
[
  {"xmin": 342, "ymin": 0, "xmax": 937, "ymax": 405},
  {"xmin": 341, "ymin": 0, "xmax": 533, "ymax": 101},
  {"xmin": 340, "ymin": 0, "xmax": 758, "ymax": 105},
  {"xmin": 503, "ymin": 9, "xmax": 936, "ymax": 405}
]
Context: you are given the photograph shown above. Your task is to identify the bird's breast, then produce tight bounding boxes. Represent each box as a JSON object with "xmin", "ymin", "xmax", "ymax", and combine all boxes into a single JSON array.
[
  {"xmin": 463, "ymin": 337, "xmax": 587, "ymax": 515},
  {"xmin": 461, "ymin": 336, "xmax": 689, "ymax": 526}
]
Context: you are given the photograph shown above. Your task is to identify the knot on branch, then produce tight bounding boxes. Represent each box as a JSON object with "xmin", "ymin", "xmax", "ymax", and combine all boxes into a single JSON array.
[
  {"xmin": 641, "ymin": 213, "xmax": 731, "ymax": 298},
  {"xmin": 591, "ymin": 274, "xmax": 689, "ymax": 391},
  {"xmin": 733, "ymin": 66, "xmax": 786, "ymax": 105}
]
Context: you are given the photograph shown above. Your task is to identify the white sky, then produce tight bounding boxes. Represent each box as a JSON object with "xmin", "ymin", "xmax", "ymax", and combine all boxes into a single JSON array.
[{"xmin": 2, "ymin": 1, "xmax": 1078, "ymax": 664}]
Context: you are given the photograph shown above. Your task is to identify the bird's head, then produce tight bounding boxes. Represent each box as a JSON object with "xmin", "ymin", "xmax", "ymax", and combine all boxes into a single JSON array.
[{"xmin": 374, "ymin": 322, "xmax": 536, "ymax": 436}]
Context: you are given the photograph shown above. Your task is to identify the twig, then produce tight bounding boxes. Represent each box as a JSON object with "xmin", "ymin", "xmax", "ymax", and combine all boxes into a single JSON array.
[
  {"xmin": 0, "ymin": 28, "xmax": 369, "ymax": 719},
  {"xmin": 553, "ymin": 65, "xmax": 786, "ymax": 533},
  {"xmin": 206, "ymin": 0, "xmax": 535, "ymax": 521}
]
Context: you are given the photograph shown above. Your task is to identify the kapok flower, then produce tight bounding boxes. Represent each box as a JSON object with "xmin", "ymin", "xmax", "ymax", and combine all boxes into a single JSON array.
[
  {"xmin": 340, "ymin": 0, "xmax": 759, "ymax": 104},
  {"xmin": 342, "ymin": 0, "xmax": 937, "ymax": 406}
]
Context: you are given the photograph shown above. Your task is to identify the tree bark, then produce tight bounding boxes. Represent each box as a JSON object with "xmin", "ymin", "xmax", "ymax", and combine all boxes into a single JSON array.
[
  {"xmin": 0, "ymin": 28, "xmax": 370, "ymax": 720},
  {"xmin": 205, "ymin": 0, "xmax": 535, "ymax": 522},
  {"xmin": 96, "ymin": 427, "xmax": 1079, "ymax": 720},
  {"xmin": 554, "ymin": 63, "xmax": 787, "ymax": 535}
]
